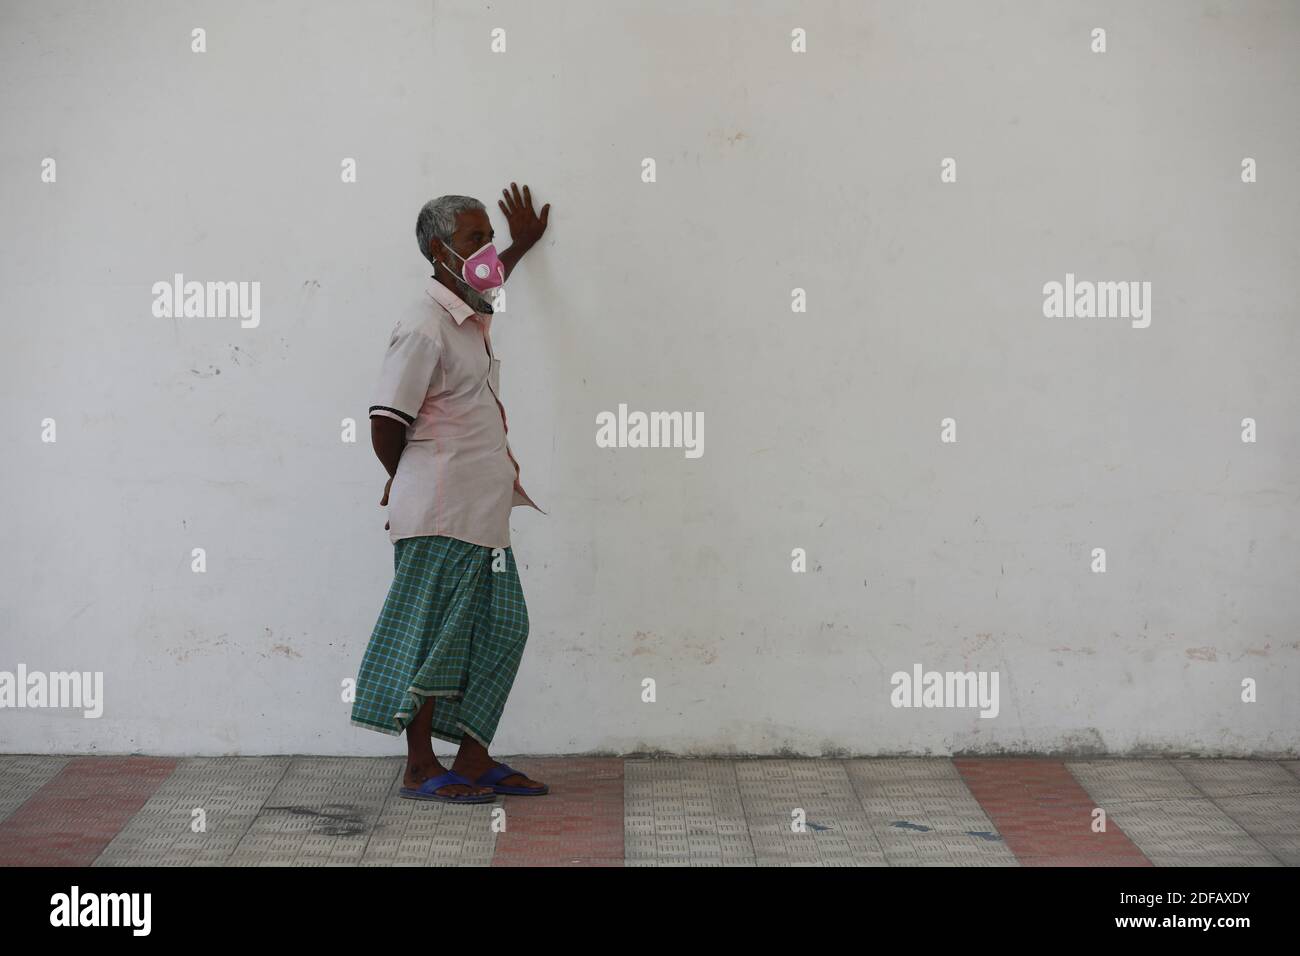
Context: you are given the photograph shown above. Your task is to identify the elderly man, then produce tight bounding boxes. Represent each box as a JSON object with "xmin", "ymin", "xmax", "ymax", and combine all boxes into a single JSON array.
[{"xmin": 350, "ymin": 185, "xmax": 551, "ymax": 802}]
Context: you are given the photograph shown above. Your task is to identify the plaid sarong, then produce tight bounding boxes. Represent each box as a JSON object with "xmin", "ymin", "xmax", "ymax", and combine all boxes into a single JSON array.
[{"xmin": 350, "ymin": 534, "xmax": 530, "ymax": 746}]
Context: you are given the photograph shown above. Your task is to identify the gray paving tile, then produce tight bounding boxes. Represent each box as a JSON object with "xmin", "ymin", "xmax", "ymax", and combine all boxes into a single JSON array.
[
  {"xmin": 846, "ymin": 758, "xmax": 1019, "ymax": 867},
  {"xmin": 356, "ymin": 759, "xmax": 498, "ymax": 867},
  {"xmin": 217, "ymin": 757, "xmax": 499, "ymax": 867},
  {"xmin": 735, "ymin": 759, "xmax": 887, "ymax": 867},
  {"xmin": 1174, "ymin": 763, "xmax": 1300, "ymax": 866},
  {"xmin": 223, "ymin": 757, "xmax": 381, "ymax": 866},
  {"xmin": 1068, "ymin": 759, "xmax": 1280, "ymax": 867},
  {"xmin": 0, "ymin": 755, "xmax": 69, "ymax": 824},
  {"xmin": 94, "ymin": 757, "xmax": 290, "ymax": 866},
  {"xmin": 1173, "ymin": 759, "xmax": 1300, "ymax": 799},
  {"xmin": 625, "ymin": 759, "xmax": 754, "ymax": 866}
]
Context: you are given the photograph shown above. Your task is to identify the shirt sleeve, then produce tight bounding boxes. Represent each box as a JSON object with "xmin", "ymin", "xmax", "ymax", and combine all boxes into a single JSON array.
[{"xmin": 369, "ymin": 325, "xmax": 441, "ymax": 425}]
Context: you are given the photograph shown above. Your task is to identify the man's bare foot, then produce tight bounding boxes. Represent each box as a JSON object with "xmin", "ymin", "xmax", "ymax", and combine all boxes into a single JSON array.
[
  {"xmin": 452, "ymin": 757, "xmax": 546, "ymax": 792},
  {"xmin": 404, "ymin": 759, "xmax": 493, "ymax": 798}
]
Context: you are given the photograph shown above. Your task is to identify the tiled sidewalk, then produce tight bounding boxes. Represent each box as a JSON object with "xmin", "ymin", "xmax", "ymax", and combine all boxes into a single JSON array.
[{"xmin": 0, "ymin": 756, "xmax": 1296, "ymax": 866}]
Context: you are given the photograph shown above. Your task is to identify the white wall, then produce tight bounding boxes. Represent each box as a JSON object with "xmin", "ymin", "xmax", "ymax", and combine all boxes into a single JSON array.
[{"xmin": 2, "ymin": 0, "xmax": 1297, "ymax": 757}]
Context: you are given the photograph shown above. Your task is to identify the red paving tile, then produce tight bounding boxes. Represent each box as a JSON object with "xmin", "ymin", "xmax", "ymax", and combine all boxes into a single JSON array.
[
  {"xmin": 489, "ymin": 757, "xmax": 624, "ymax": 867},
  {"xmin": 953, "ymin": 758, "xmax": 1151, "ymax": 867},
  {"xmin": 0, "ymin": 756, "xmax": 178, "ymax": 866}
]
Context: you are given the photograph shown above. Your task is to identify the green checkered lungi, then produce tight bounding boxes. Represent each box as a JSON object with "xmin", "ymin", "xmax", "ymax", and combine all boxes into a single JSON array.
[{"xmin": 350, "ymin": 534, "xmax": 530, "ymax": 747}]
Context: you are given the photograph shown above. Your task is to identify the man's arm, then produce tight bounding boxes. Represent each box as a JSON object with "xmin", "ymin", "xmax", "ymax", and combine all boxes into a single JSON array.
[
  {"xmin": 368, "ymin": 322, "xmax": 441, "ymax": 528},
  {"xmin": 372, "ymin": 416, "xmax": 406, "ymax": 521},
  {"xmin": 497, "ymin": 181, "xmax": 550, "ymax": 281},
  {"xmin": 498, "ymin": 243, "xmax": 530, "ymax": 282},
  {"xmin": 371, "ymin": 415, "xmax": 406, "ymax": 478}
]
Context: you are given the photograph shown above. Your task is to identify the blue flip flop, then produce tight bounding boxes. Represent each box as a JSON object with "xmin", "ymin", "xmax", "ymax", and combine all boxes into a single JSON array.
[
  {"xmin": 475, "ymin": 763, "xmax": 549, "ymax": 796},
  {"xmin": 399, "ymin": 770, "xmax": 496, "ymax": 803}
]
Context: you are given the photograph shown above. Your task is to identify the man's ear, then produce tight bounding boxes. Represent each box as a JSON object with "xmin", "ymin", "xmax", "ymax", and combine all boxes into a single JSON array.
[{"xmin": 430, "ymin": 238, "xmax": 449, "ymax": 274}]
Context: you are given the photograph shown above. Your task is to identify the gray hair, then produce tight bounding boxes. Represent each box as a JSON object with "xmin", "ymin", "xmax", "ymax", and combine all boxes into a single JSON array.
[{"xmin": 415, "ymin": 195, "xmax": 486, "ymax": 266}]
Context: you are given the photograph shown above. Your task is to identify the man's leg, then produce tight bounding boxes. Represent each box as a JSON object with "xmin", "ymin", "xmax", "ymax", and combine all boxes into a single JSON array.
[
  {"xmin": 447, "ymin": 545, "xmax": 546, "ymax": 791},
  {"xmin": 404, "ymin": 696, "xmax": 494, "ymax": 797},
  {"xmin": 452, "ymin": 733, "xmax": 546, "ymax": 791}
]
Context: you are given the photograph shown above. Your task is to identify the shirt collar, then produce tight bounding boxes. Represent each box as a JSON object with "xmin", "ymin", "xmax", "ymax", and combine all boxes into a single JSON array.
[{"xmin": 426, "ymin": 276, "xmax": 490, "ymax": 325}]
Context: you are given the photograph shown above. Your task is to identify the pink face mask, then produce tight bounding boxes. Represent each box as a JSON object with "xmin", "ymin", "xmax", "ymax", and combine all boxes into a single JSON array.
[{"xmin": 440, "ymin": 239, "xmax": 505, "ymax": 293}]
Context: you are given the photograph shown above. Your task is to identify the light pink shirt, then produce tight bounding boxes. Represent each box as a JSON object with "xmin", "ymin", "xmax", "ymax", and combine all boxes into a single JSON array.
[{"xmin": 369, "ymin": 278, "xmax": 543, "ymax": 548}]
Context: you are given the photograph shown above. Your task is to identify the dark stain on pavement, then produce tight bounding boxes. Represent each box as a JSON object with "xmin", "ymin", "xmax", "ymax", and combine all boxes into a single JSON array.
[{"xmin": 262, "ymin": 803, "xmax": 369, "ymax": 837}]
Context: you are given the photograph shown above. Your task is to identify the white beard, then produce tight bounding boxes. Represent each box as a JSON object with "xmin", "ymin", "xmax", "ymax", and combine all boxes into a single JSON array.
[
  {"xmin": 466, "ymin": 282, "xmax": 495, "ymax": 313},
  {"xmin": 436, "ymin": 263, "xmax": 495, "ymax": 312}
]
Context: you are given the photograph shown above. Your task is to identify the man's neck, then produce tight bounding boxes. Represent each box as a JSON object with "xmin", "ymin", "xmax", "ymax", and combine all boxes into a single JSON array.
[{"xmin": 433, "ymin": 270, "xmax": 492, "ymax": 313}]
